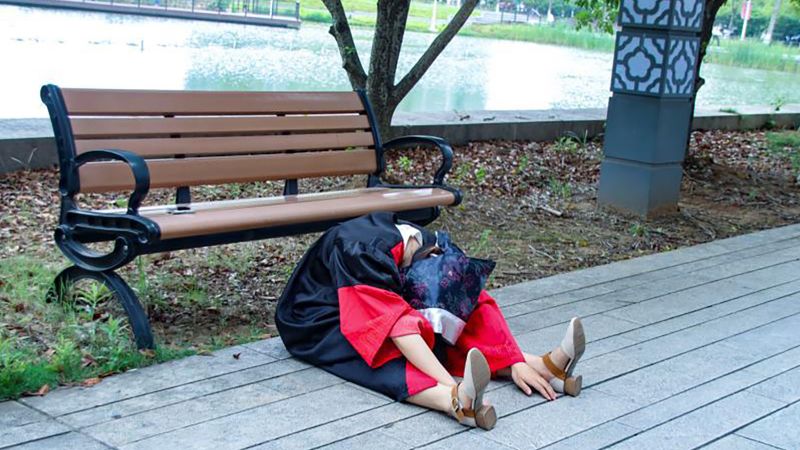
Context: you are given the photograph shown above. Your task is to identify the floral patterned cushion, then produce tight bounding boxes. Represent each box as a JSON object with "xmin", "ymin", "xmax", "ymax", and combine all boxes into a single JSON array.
[{"xmin": 399, "ymin": 233, "xmax": 495, "ymax": 326}]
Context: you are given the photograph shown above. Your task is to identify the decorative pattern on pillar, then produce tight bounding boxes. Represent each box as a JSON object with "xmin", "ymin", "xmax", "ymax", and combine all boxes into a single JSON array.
[{"xmin": 597, "ymin": 0, "xmax": 704, "ymax": 217}]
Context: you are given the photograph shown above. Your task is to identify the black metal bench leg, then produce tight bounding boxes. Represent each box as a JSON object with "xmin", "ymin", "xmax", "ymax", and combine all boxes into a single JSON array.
[{"xmin": 47, "ymin": 266, "xmax": 155, "ymax": 350}]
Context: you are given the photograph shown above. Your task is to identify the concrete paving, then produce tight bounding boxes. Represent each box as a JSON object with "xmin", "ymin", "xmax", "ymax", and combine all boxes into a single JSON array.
[{"xmin": 2, "ymin": 224, "xmax": 800, "ymax": 449}]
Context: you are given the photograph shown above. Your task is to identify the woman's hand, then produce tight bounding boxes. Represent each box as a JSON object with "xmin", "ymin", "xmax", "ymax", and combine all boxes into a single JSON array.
[{"xmin": 510, "ymin": 362, "xmax": 557, "ymax": 401}]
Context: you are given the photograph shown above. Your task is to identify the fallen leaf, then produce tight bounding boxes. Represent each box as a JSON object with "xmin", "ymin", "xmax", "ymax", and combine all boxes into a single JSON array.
[
  {"xmin": 82, "ymin": 377, "xmax": 102, "ymax": 387},
  {"xmin": 139, "ymin": 349, "xmax": 156, "ymax": 358},
  {"xmin": 25, "ymin": 384, "xmax": 50, "ymax": 397}
]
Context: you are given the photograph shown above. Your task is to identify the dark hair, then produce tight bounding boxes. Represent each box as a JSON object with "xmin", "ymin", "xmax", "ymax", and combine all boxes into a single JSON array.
[
  {"xmin": 397, "ymin": 220, "xmax": 438, "ymax": 262},
  {"xmin": 412, "ymin": 244, "xmax": 443, "ymax": 262}
]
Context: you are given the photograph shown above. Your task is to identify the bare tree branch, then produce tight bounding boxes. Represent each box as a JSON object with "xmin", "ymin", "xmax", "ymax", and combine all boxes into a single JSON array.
[
  {"xmin": 321, "ymin": 0, "xmax": 367, "ymax": 89},
  {"xmin": 393, "ymin": 0, "xmax": 478, "ymax": 102}
]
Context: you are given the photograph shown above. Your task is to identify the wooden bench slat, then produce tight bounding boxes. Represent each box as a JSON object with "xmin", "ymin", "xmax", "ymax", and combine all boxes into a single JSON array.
[
  {"xmin": 62, "ymin": 89, "xmax": 365, "ymax": 116},
  {"xmin": 70, "ymin": 115, "xmax": 371, "ymax": 139},
  {"xmin": 151, "ymin": 188, "xmax": 456, "ymax": 239},
  {"xmin": 75, "ymin": 132, "xmax": 375, "ymax": 157},
  {"xmin": 78, "ymin": 150, "xmax": 377, "ymax": 192},
  {"xmin": 97, "ymin": 188, "xmax": 381, "ymax": 215}
]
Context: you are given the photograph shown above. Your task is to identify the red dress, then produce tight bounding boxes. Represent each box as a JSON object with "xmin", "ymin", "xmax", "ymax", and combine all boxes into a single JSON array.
[{"xmin": 342, "ymin": 238, "xmax": 525, "ymax": 397}]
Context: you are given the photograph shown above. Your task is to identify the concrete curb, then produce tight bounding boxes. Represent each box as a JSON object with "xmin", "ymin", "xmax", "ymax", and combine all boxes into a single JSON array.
[{"xmin": 1, "ymin": 104, "xmax": 799, "ymax": 175}]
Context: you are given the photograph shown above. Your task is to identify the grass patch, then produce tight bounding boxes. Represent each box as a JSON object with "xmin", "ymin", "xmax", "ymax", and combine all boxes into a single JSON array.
[
  {"xmin": 0, "ymin": 340, "xmax": 58, "ymax": 400},
  {"xmin": 548, "ymin": 178, "xmax": 574, "ymax": 201},
  {"xmin": 766, "ymin": 129, "xmax": 800, "ymax": 179},
  {"xmin": 0, "ymin": 256, "xmax": 195, "ymax": 400},
  {"xmin": 461, "ymin": 23, "xmax": 615, "ymax": 52},
  {"xmin": 705, "ymin": 39, "xmax": 800, "ymax": 73},
  {"xmin": 300, "ymin": 0, "xmax": 464, "ymax": 24}
]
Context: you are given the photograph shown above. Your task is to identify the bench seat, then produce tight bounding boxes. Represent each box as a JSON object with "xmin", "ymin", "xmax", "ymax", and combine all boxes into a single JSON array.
[{"xmin": 106, "ymin": 187, "xmax": 457, "ymax": 240}]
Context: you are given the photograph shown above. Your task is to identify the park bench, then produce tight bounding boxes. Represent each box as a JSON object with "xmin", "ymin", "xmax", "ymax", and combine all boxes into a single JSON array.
[{"xmin": 41, "ymin": 85, "xmax": 462, "ymax": 349}]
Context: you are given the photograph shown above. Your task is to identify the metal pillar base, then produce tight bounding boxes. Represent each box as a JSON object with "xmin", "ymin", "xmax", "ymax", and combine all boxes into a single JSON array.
[
  {"xmin": 597, "ymin": 159, "xmax": 682, "ymax": 217},
  {"xmin": 598, "ymin": 94, "xmax": 693, "ymax": 217}
]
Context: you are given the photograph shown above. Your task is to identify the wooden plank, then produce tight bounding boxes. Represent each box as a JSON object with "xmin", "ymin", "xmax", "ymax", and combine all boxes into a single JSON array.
[
  {"xmin": 59, "ymin": 359, "xmax": 309, "ymax": 429},
  {"xmin": 606, "ymin": 391, "xmax": 785, "ymax": 449},
  {"xmin": 737, "ymin": 402, "xmax": 800, "ymax": 450},
  {"xmin": 501, "ymin": 236, "xmax": 800, "ymax": 318},
  {"xmin": 62, "ymin": 89, "xmax": 365, "ymax": 116},
  {"xmin": 82, "ymin": 369, "xmax": 343, "ymax": 447},
  {"xmin": 20, "ymin": 346, "xmax": 274, "ymax": 417},
  {"xmin": 71, "ymin": 115, "xmax": 371, "ymax": 139},
  {"xmin": 504, "ymin": 245, "xmax": 800, "ymax": 336},
  {"xmin": 548, "ymin": 348, "xmax": 800, "ymax": 450},
  {"xmin": 78, "ymin": 150, "xmax": 377, "ymax": 192},
  {"xmin": 118, "ymin": 384, "xmax": 389, "ymax": 450},
  {"xmin": 7, "ymin": 432, "xmax": 111, "ymax": 450},
  {"xmin": 151, "ymin": 188, "xmax": 456, "ymax": 239},
  {"xmin": 0, "ymin": 420, "xmax": 70, "ymax": 448},
  {"xmin": 75, "ymin": 131, "xmax": 375, "ymax": 158},
  {"xmin": 492, "ymin": 223, "xmax": 800, "ymax": 308}
]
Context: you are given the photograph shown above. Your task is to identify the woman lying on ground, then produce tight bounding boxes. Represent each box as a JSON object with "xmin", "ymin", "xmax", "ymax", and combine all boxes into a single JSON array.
[{"xmin": 275, "ymin": 212, "xmax": 586, "ymax": 430}]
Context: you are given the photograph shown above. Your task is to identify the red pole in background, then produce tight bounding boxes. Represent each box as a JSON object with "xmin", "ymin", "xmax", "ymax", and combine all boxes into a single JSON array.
[{"xmin": 740, "ymin": 0, "xmax": 752, "ymax": 40}]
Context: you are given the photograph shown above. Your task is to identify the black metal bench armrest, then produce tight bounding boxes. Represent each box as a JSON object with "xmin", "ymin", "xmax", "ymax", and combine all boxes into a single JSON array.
[
  {"xmin": 75, "ymin": 149, "xmax": 150, "ymax": 215},
  {"xmin": 381, "ymin": 135, "xmax": 454, "ymax": 186}
]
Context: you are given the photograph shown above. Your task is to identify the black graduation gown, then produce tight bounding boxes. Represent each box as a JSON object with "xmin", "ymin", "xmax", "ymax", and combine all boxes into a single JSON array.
[{"xmin": 274, "ymin": 212, "xmax": 435, "ymax": 401}]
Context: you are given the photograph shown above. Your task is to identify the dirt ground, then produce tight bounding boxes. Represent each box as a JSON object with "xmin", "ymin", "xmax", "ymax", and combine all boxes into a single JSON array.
[{"xmin": 1, "ymin": 128, "xmax": 799, "ymax": 350}]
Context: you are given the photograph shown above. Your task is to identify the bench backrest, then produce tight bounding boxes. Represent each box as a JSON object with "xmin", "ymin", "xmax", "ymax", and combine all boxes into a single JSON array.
[{"xmin": 42, "ymin": 86, "xmax": 381, "ymax": 194}]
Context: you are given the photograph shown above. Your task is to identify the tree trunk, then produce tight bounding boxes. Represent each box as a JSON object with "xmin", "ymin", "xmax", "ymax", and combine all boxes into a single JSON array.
[
  {"xmin": 683, "ymin": 0, "xmax": 727, "ymax": 161},
  {"xmin": 322, "ymin": 0, "xmax": 478, "ymax": 140},
  {"xmin": 367, "ymin": 0, "xmax": 411, "ymax": 138},
  {"xmin": 694, "ymin": 0, "xmax": 728, "ymax": 95},
  {"xmin": 763, "ymin": 0, "xmax": 783, "ymax": 44},
  {"xmin": 372, "ymin": 101, "xmax": 400, "ymax": 140}
]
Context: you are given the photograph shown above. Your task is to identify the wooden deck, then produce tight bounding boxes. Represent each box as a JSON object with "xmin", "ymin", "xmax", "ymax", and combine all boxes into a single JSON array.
[{"xmin": 3, "ymin": 224, "xmax": 800, "ymax": 449}]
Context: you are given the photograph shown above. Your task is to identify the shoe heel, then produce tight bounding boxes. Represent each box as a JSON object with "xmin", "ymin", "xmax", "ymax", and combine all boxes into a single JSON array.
[
  {"xmin": 475, "ymin": 405, "xmax": 497, "ymax": 431},
  {"xmin": 565, "ymin": 318, "xmax": 586, "ymax": 377},
  {"xmin": 564, "ymin": 375, "xmax": 582, "ymax": 397}
]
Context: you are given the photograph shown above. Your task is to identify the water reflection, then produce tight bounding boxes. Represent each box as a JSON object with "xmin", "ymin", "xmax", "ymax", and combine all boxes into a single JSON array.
[{"xmin": 0, "ymin": 4, "xmax": 798, "ymax": 118}]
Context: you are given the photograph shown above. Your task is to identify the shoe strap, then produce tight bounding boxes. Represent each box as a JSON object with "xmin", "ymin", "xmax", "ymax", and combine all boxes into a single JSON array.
[
  {"xmin": 450, "ymin": 383, "xmax": 477, "ymax": 422},
  {"xmin": 450, "ymin": 384, "xmax": 465, "ymax": 421},
  {"xmin": 541, "ymin": 352, "xmax": 567, "ymax": 381}
]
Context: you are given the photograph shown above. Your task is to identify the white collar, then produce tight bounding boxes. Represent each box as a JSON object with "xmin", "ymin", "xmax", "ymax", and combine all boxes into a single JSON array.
[{"xmin": 395, "ymin": 224, "xmax": 422, "ymax": 249}]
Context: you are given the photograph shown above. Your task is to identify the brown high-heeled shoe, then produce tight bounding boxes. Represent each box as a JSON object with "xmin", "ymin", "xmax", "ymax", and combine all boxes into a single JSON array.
[
  {"xmin": 449, "ymin": 348, "xmax": 496, "ymax": 430},
  {"xmin": 541, "ymin": 317, "xmax": 585, "ymax": 397}
]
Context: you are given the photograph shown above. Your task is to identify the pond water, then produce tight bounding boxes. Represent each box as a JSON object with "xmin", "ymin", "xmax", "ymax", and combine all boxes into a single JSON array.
[{"xmin": 1, "ymin": 5, "xmax": 799, "ymax": 118}]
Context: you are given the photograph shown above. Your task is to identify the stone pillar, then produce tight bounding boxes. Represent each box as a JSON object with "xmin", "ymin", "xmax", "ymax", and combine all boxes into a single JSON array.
[{"xmin": 597, "ymin": 0, "xmax": 705, "ymax": 217}]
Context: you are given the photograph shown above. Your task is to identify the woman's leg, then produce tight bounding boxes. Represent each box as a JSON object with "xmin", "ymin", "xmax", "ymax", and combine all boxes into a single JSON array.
[
  {"xmin": 392, "ymin": 334, "xmax": 455, "ymax": 386},
  {"xmin": 391, "ymin": 334, "xmax": 481, "ymax": 411},
  {"xmin": 406, "ymin": 383, "xmax": 455, "ymax": 412}
]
